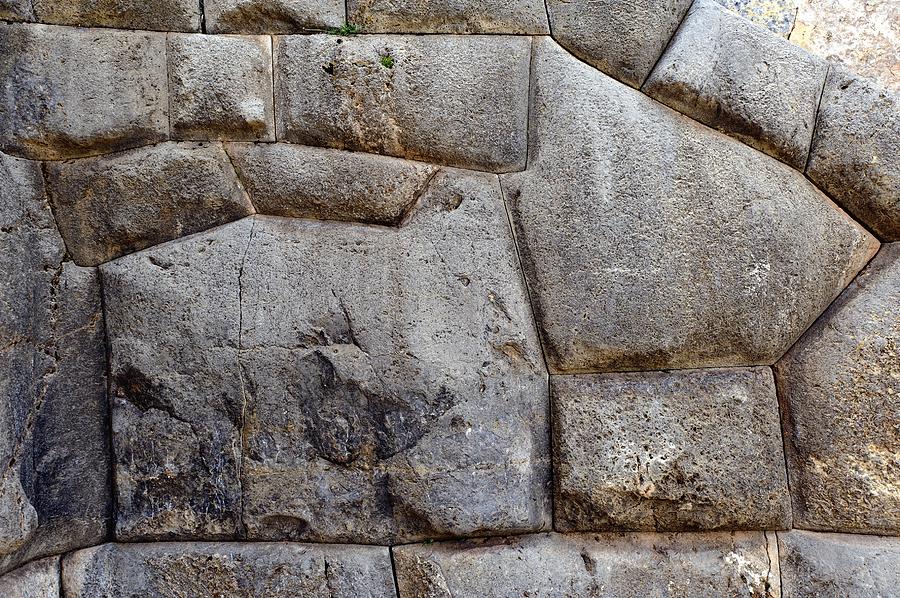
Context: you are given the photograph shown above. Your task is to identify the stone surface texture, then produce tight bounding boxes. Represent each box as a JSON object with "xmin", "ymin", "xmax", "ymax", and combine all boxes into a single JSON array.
[
  {"xmin": 778, "ymin": 530, "xmax": 900, "ymax": 597},
  {"xmin": 31, "ymin": 0, "xmax": 201, "ymax": 31},
  {"xmin": 44, "ymin": 142, "xmax": 254, "ymax": 266},
  {"xmin": 394, "ymin": 532, "xmax": 780, "ymax": 597},
  {"xmin": 775, "ymin": 243, "xmax": 899, "ymax": 535},
  {"xmin": 546, "ymin": 0, "xmax": 693, "ymax": 88},
  {"xmin": 0, "ymin": 556, "xmax": 60, "ymax": 598},
  {"xmin": 807, "ymin": 68, "xmax": 900, "ymax": 241},
  {"xmin": 503, "ymin": 38, "xmax": 877, "ymax": 374},
  {"xmin": 715, "ymin": 0, "xmax": 799, "ymax": 36},
  {"xmin": 553, "ymin": 368, "xmax": 791, "ymax": 532},
  {"xmin": 0, "ymin": 0, "xmax": 31, "ymax": 21},
  {"xmin": 0, "ymin": 24, "xmax": 168, "ymax": 160},
  {"xmin": 226, "ymin": 143, "xmax": 437, "ymax": 225},
  {"xmin": 204, "ymin": 0, "xmax": 345, "ymax": 33},
  {"xmin": 644, "ymin": 0, "xmax": 827, "ymax": 169},
  {"xmin": 168, "ymin": 34, "xmax": 275, "ymax": 142},
  {"xmin": 347, "ymin": 0, "xmax": 549, "ymax": 33},
  {"xmin": 274, "ymin": 34, "xmax": 530, "ymax": 172}
]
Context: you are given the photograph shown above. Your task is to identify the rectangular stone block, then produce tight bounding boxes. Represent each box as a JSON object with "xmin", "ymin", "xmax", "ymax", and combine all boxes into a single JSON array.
[
  {"xmin": 32, "ymin": 0, "xmax": 201, "ymax": 31},
  {"xmin": 204, "ymin": 0, "xmax": 345, "ymax": 34},
  {"xmin": 347, "ymin": 0, "xmax": 549, "ymax": 33}
]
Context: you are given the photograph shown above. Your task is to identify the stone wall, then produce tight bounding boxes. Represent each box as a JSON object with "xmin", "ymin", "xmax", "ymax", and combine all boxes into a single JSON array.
[{"xmin": 0, "ymin": 0, "xmax": 898, "ymax": 596}]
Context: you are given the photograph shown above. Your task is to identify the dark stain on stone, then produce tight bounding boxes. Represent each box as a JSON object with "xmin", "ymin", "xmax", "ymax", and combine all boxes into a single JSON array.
[{"xmin": 114, "ymin": 366, "xmax": 178, "ymax": 419}]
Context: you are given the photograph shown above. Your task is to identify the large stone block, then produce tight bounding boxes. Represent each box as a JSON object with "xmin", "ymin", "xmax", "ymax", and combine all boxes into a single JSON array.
[
  {"xmin": 347, "ymin": 0, "xmax": 549, "ymax": 33},
  {"xmin": 0, "ymin": 153, "xmax": 110, "ymax": 574},
  {"xmin": 775, "ymin": 243, "xmax": 899, "ymax": 535},
  {"xmin": 502, "ymin": 38, "xmax": 878, "ymax": 373},
  {"xmin": 643, "ymin": 0, "xmax": 827, "ymax": 169},
  {"xmin": 778, "ymin": 530, "xmax": 900, "ymax": 597},
  {"xmin": 0, "ymin": 556, "xmax": 60, "ymax": 598},
  {"xmin": 102, "ymin": 169, "xmax": 550, "ymax": 544},
  {"xmin": 168, "ymin": 34, "xmax": 275, "ymax": 142},
  {"xmin": 394, "ymin": 532, "xmax": 780, "ymax": 597},
  {"xmin": 553, "ymin": 368, "xmax": 791, "ymax": 532},
  {"xmin": 62, "ymin": 542, "xmax": 395, "ymax": 597},
  {"xmin": 546, "ymin": 0, "xmax": 693, "ymax": 88},
  {"xmin": 204, "ymin": 0, "xmax": 345, "ymax": 33},
  {"xmin": 274, "ymin": 34, "xmax": 530, "ymax": 172},
  {"xmin": 31, "ymin": 0, "xmax": 201, "ymax": 31},
  {"xmin": 226, "ymin": 143, "xmax": 437, "ymax": 225},
  {"xmin": 44, "ymin": 142, "xmax": 254, "ymax": 266},
  {"xmin": 0, "ymin": 24, "xmax": 168, "ymax": 160},
  {"xmin": 806, "ymin": 68, "xmax": 900, "ymax": 241}
]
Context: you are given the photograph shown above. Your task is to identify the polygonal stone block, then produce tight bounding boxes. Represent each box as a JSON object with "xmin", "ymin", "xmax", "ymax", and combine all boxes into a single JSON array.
[
  {"xmin": 0, "ymin": 556, "xmax": 60, "ymax": 598},
  {"xmin": 32, "ymin": 0, "xmax": 201, "ymax": 31},
  {"xmin": 553, "ymin": 368, "xmax": 791, "ymax": 532},
  {"xmin": 226, "ymin": 143, "xmax": 437, "ymax": 226},
  {"xmin": 44, "ymin": 142, "xmax": 254, "ymax": 266},
  {"xmin": 168, "ymin": 34, "xmax": 275, "ymax": 142},
  {"xmin": 775, "ymin": 243, "xmax": 899, "ymax": 535},
  {"xmin": 502, "ymin": 38, "xmax": 878, "ymax": 373},
  {"xmin": 0, "ymin": 24, "xmax": 168, "ymax": 160},
  {"xmin": 644, "ymin": 0, "xmax": 828, "ymax": 169},
  {"xmin": 274, "ymin": 34, "xmax": 530, "ymax": 172},
  {"xmin": 204, "ymin": 0, "xmax": 345, "ymax": 34},
  {"xmin": 347, "ymin": 0, "xmax": 549, "ymax": 33}
]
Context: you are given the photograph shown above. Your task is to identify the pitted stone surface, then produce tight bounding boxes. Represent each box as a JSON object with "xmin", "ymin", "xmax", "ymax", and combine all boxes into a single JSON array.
[
  {"xmin": 0, "ymin": 0, "xmax": 31, "ymax": 21},
  {"xmin": 0, "ymin": 153, "xmax": 110, "ymax": 575},
  {"xmin": 274, "ymin": 34, "xmax": 530, "ymax": 172},
  {"xmin": 44, "ymin": 142, "xmax": 254, "ymax": 266},
  {"xmin": 503, "ymin": 38, "xmax": 878, "ymax": 373},
  {"xmin": 553, "ymin": 368, "xmax": 791, "ymax": 532},
  {"xmin": 62, "ymin": 542, "xmax": 396, "ymax": 597},
  {"xmin": 226, "ymin": 143, "xmax": 437, "ymax": 226},
  {"xmin": 347, "ymin": 0, "xmax": 549, "ymax": 33},
  {"xmin": 714, "ymin": 0, "xmax": 799, "ymax": 37},
  {"xmin": 546, "ymin": 0, "xmax": 693, "ymax": 89},
  {"xmin": 775, "ymin": 243, "xmax": 899, "ymax": 535},
  {"xmin": 32, "ymin": 0, "xmax": 201, "ymax": 31},
  {"xmin": 0, "ymin": 556, "xmax": 60, "ymax": 598},
  {"xmin": 394, "ymin": 532, "xmax": 780, "ymax": 597},
  {"xmin": 169, "ymin": 34, "xmax": 275, "ymax": 142},
  {"xmin": 204, "ymin": 0, "xmax": 345, "ymax": 33},
  {"xmin": 807, "ymin": 68, "xmax": 900, "ymax": 241},
  {"xmin": 0, "ymin": 24, "xmax": 167, "ymax": 161},
  {"xmin": 778, "ymin": 530, "xmax": 900, "ymax": 597},
  {"xmin": 644, "ymin": 0, "xmax": 827, "ymax": 169}
]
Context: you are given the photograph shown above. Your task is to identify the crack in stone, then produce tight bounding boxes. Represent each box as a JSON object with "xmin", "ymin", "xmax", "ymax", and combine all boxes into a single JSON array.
[{"xmin": 235, "ymin": 217, "xmax": 257, "ymax": 538}]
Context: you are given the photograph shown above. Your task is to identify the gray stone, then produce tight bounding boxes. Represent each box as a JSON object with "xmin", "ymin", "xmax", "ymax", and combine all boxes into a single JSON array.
[
  {"xmin": 806, "ymin": 68, "xmax": 900, "ymax": 241},
  {"xmin": 0, "ymin": 0, "xmax": 32, "ymax": 21},
  {"xmin": 778, "ymin": 530, "xmax": 900, "ymax": 597},
  {"xmin": 553, "ymin": 368, "xmax": 791, "ymax": 532},
  {"xmin": 643, "ymin": 0, "xmax": 827, "ymax": 169},
  {"xmin": 0, "ymin": 556, "xmax": 60, "ymax": 598},
  {"xmin": 714, "ymin": 0, "xmax": 799, "ymax": 37},
  {"xmin": 274, "ymin": 34, "xmax": 530, "ymax": 172},
  {"xmin": 204, "ymin": 0, "xmax": 345, "ymax": 34},
  {"xmin": 225, "ymin": 143, "xmax": 438, "ymax": 225},
  {"xmin": 62, "ymin": 542, "xmax": 395, "ymax": 597},
  {"xmin": 0, "ymin": 152, "xmax": 110, "ymax": 574},
  {"xmin": 347, "ymin": 0, "xmax": 549, "ymax": 33},
  {"xmin": 394, "ymin": 532, "xmax": 780, "ymax": 597},
  {"xmin": 774, "ymin": 243, "xmax": 899, "ymax": 535},
  {"xmin": 546, "ymin": 0, "xmax": 693, "ymax": 89},
  {"xmin": 0, "ymin": 24, "xmax": 168, "ymax": 161},
  {"xmin": 44, "ymin": 142, "xmax": 254, "ymax": 267},
  {"xmin": 32, "ymin": 0, "xmax": 201, "ymax": 31},
  {"xmin": 502, "ymin": 38, "xmax": 878, "ymax": 373},
  {"xmin": 168, "ymin": 34, "xmax": 275, "ymax": 142}
]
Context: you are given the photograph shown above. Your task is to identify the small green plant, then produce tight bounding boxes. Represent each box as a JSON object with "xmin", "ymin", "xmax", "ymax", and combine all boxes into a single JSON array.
[
  {"xmin": 328, "ymin": 23, "xmax": 360, "ymax": 36},
  {"xmin": 379, "ymin": 54, "xmax": 395, "ymax": 69}
]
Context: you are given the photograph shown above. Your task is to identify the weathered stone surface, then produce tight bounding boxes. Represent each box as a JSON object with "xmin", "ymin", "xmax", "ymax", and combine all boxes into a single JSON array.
[
  {"xmin": 806, "ymin": 68, "xmax": 900, "ymax": 241},
  {"xmin": 205, "ymin": 0, "xmax": 345, "ymax": 34},
  {"xmin": 169, "ymin": 34, "xmax": 275, "ymax": 142},
  {"xmin": 0, "ymin": 556, "xmax": 60, "ymax": 598},
  {"xmin": 32, "ymin": 0, "xmax": 201, "ymax": 31},
  {"xmin": 778, "ymin": 530, "xmax": 900, "ymax": 597},
  {"xmin": 226, "ymin": 143, "xmax": 437, "ymax": 225},
  {"xmin": 394, "ymin": 532, "xmax": 780, "ymax": 597},
  {"xmin": 643, "ymin": 0, "xmax": 827, "ymax": 169},
  {"xmin": 62, "ymin": 542, "xmax": 395, "ymax": 597},
  {"xmin": 0, "ymin": 153, "xmax": 110, "ymax": 574},
  {"xmin": 0, "ymin": 24, "xmax": 168, "ymax": 161},
  {"xmin": 274, "ymin": 34, "xmax": 530, "ymax": 172},
  {"xmin": 44, "ymin": 142, "xmax": 254, "ymax": 266},
  {"xmin": 714, "ymin": 0, "xmax": 798, "ymax": 37},
  {"xmin": 775, "ymin": 243, "xmax": 899, "ymax": 535},
  {"xmin": 546, "ymin": 0, "xmax": 693, "ymax": 89},
  {"xmin": 0, "ymin": 0, "xmax": 31, "ymax": 21},
  {"xmin": 502, "ymin": 38, "xmax": 878, "ymax": 373},
  {"xmin": 347, "ymin": 0, "xmax": 549, "ymax": 33},
  {"xmin": 553, "ymin": 368, "xmax": 791, "ymax": 532}
]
